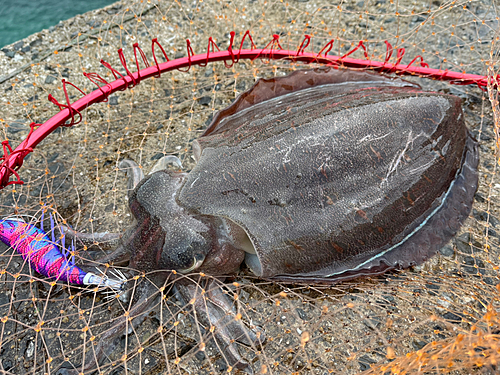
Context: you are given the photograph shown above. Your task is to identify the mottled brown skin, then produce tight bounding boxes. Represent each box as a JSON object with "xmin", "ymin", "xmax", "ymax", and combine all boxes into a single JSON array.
[
  {"xmin": 187, "ymin": 88, "xmax": 475, "ymax": 281},
  {"xmin": 185, "ymin": 69, "xmax": 478, "ymax": 284},
  {"xmin": 61, "ymin": 68, "xmax": 478, "ymax": 375}
]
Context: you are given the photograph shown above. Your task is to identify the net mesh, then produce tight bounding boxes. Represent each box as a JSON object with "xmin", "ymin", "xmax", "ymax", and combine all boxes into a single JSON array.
[{"xmin": 0, "ymin": 0, "xmax": 499, "ymax": 374}]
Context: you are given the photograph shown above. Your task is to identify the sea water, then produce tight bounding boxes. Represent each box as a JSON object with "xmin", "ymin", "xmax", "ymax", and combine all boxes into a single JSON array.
[{"xmin": 0, "ymin": 0, "xmax": 116, "ymax": 48}]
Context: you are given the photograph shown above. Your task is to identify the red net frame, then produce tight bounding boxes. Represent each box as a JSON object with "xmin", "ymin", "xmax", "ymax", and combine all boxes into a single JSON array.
[{"xmin": 0, "ymin": 30, "xmax": 497, "ymax": 189}]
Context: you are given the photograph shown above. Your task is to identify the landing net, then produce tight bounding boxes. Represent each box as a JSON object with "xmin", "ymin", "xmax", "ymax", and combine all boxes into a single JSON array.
[{"xmin": 0, "ymin": 1, "xmax": 499, "ymax": 374}]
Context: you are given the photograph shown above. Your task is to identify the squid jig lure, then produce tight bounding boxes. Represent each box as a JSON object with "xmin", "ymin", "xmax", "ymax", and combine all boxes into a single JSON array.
[{"xmin": 0, "ymin": 215, "xmax": 126, "ymax": 293}]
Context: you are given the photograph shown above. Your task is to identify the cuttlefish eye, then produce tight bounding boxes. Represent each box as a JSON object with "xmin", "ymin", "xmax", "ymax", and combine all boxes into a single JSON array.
[
  {"xmin": 178, "ymin": 252, "xmax": 206, "ymax": 274},
  {"xmin": 161, "ymin": 237, "xmax": 208, "ymax": 273},
  {"xmin": 130, "ymin": 167, "xmax": 212, "ymax": 274}
]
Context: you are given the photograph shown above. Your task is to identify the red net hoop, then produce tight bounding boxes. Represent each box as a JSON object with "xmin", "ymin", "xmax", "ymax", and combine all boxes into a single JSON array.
[{"xmin": 1, "ymin": 30, "xmax": 496, "ymax": 189}]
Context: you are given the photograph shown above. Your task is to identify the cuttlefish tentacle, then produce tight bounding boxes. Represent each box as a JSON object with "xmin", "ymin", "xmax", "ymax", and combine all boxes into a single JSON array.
[
  {"xmin": 206, "ymin": 281, "xmax": 265, "ymax": 347},
  {"xmin": 148, "ymin": 155, "xmax": 183, "ymax": 174},
  {"xmin": 52, "ymin": 160, "xmax": 143, "ymax": 252},
  {"xmin": 120, "ymin": 156, "xmax": 182, "ymax": 200},
  {"xmin": 119, "ymin": 159, "xmax": 145, "ymax": 200},
  {"xmin": 59, "ymin": 224, "xmax": 121, "ymax": 249},
  {"xmin": 174, "ymin": 276, "xmax": 265, "ymax": 374},
  {"xmin": 58, "ymin": 159, "xmax": 147, "ymax": 264}
]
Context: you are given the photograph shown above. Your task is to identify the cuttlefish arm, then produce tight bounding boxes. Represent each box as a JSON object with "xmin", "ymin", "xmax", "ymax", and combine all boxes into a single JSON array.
[
  {"xmin": 56, "ymin": 159, "xmax": 147, "ymax": 257},
  {"xmin": 174, "ymin": 276, "xmax": 265, "ymax": 374}
]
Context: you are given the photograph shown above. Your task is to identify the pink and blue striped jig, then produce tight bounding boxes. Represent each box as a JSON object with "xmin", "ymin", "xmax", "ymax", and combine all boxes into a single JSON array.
[{"xmin": 0, "ymin": 216, "xmax": 125, "ymax": 293}]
